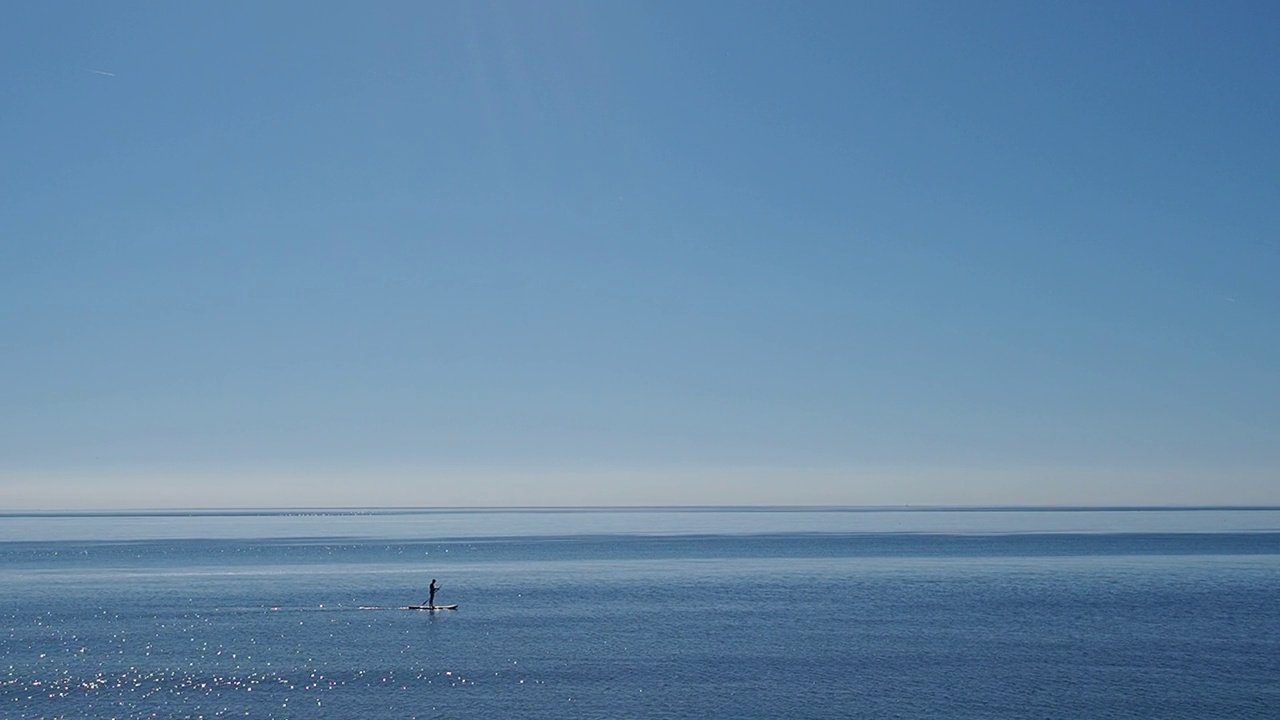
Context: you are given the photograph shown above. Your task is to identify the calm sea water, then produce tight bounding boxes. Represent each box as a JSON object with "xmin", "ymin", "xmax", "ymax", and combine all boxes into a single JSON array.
[{"xmin": 3, "ymin": 508, "xmax": 1279, "ymax": 719}]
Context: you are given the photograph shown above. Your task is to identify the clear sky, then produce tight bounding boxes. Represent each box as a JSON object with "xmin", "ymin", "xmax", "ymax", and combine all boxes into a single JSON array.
[{"xmin": 3, "ymin": 1, "xmax": 1278, "ymax": 509}]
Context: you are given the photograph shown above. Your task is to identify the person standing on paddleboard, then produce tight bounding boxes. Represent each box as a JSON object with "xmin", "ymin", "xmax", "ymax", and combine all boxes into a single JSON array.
[{"xmin": 427, "ymin": 579, "xmax": 439, "ymax": 608}]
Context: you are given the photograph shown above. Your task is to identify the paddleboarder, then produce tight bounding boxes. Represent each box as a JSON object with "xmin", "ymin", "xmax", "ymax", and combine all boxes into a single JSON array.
[{"xmin": 426, "ymin": 579, "xmax": 439, "ymax": 608}]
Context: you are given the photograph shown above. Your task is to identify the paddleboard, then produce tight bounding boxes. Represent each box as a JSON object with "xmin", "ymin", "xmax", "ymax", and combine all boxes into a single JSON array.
[{"xmin": 404, "ymin": 604, "xmax": 458, "ymax": 611}]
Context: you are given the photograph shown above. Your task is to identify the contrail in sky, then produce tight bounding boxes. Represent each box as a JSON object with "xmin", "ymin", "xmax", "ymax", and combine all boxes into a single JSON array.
[{"xmin": 89, "ymin": 69, "xmax": 116, "ymax": 77}]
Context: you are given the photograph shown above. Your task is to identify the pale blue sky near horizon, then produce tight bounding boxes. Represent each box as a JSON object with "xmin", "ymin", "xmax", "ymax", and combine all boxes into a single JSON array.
[{"xmin": 3, "ymin": 1, "xmax": 1278, "ymax": 509}]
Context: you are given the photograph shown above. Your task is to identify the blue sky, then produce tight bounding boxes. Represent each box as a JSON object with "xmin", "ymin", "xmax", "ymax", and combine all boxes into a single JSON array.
[{"xmin": 3, "ymin": 1, "xmax": 1278, "ymax": 509}]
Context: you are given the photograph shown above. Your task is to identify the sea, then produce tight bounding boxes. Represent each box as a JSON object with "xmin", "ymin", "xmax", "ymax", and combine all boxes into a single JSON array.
[{"xmin": 2, "ymin": 507, "xmax": 1278, "ymax": 719}]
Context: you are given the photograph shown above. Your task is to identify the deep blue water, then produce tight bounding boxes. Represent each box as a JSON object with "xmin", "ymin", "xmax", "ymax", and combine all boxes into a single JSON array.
[{"xmin": 3, "ymin": 508, "xmax": 1279, "ymax": 719}]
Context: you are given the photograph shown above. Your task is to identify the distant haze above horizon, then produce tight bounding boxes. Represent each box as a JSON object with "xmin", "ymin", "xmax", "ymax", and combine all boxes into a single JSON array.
[{"xmin": 3, "ymin": 1, "xmax": 1278, "ymax": 511}]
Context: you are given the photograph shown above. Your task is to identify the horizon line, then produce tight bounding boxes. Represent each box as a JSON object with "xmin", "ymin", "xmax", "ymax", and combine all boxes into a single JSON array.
[{"xmin": 4, "ymin": 503, "xmax": 1280, "ymax": 517}]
